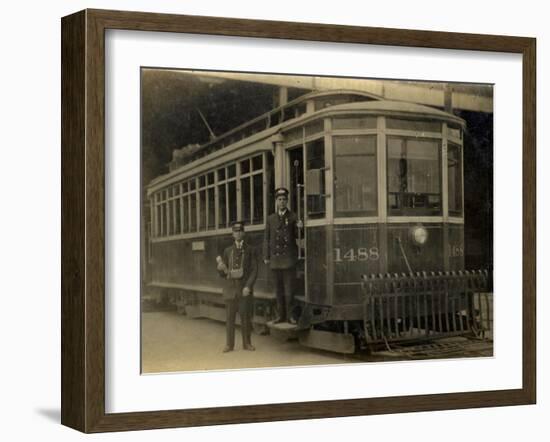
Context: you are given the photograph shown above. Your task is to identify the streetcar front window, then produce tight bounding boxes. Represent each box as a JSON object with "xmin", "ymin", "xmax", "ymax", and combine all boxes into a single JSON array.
[
  {"xmin": 333, "ymin": 135, "xmax": 377, "ymax": 217},
  {"xmin": 387, "ymin": 137, "xmax": 441, "ymax": 216}
]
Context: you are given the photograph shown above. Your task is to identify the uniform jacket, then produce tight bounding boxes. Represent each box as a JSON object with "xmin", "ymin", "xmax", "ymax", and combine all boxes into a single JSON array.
[
  {"xmin": 218, "ymin": 242, "xmax": 258, "ymax": 300},
  {"xmin": 263, "ymin": 209, "xmax": 300, "ymax": 270}
]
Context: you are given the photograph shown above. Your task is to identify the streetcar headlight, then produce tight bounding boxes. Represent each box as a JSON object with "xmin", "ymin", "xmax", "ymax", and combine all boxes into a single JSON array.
[{"xmin": 410, "ymin": 225, "xmax": 429, "ymax": 246}]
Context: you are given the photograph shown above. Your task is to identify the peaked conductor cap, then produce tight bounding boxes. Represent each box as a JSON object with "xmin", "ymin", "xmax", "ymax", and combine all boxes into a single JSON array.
[
  {"xmin": 231, "ymin": 221, "xmax": 245, "ymax": 232},
  {"xmin": 275, "ymin": 187, "xmax": 289, "ymax": 198}
]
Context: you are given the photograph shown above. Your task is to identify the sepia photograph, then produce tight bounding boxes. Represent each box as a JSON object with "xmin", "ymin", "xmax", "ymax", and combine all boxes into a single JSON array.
[{"xmin": 140, "ymin": 69, "xmax": 494, "ymax": 373}]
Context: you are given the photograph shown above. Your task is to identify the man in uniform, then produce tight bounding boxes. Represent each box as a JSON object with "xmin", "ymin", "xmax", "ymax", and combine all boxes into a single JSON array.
[
  {"xmin": 263, "ymin": 188, "xmax": 303, "ymax": 324},
  {"xmin": 216, "ymin": 222, "xmax": 258, "ymax": 352}
]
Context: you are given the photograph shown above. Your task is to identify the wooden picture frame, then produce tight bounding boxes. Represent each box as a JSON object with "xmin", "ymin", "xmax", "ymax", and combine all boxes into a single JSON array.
[{"xmin": 61, "ymin": 9, "xmax": 536, "ymax": 433}]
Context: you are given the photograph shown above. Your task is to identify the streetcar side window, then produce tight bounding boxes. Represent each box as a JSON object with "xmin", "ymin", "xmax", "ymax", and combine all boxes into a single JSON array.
[
  {"xmin": 182, "ymin": 190, "xmax": 189, "ymax": 233},
  {"xmin": 387, "ymin": 137, "xmax": 442, "ymax": 216},
  {"xmin": 174, "ymin": 197, "xmax": 181, "ymax": 234},
  {"xmin": 228, "ymin": 181, "xmax": 237, "ymax": 225},
  {"xmin": 152, "ymin": 155, "xmax": 268, "ymax": 237},
  {"xmin": 217, "ymin": 164, "xmax": 238, "ymax": 229},
  {"xmin": 218, "ymin": 182, "xmax": 227, "ymax": 228},
  {"xmin": 190, "ymin": 180, "xmax": 198, "ymax": 231},
  {"xmin": 241, "ymin": 175, "xmax": 251, "ymax": 224},
  {"xmin": 239, "ymin": 155, "xmax": 265, "ymax": 225},
  {"xmin": 252, "ymin": 173, "xmax": 264, "ymax": 224},
  {"xmin": 448, "ymin": 142, "xmax": 463, "ymax": 216},
  {"xmin": 198, "ymin": 176, "xmax": 207, "ymax": 230},
  {"xmin": 333, "ymin": 135, "xmax": 378, "ymax": 217}
]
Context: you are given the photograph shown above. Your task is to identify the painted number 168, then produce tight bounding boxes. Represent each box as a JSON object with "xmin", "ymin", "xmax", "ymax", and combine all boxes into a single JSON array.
[{"xmin": 334, "ymin": 247, "xmax": 380, "ymax": 262}]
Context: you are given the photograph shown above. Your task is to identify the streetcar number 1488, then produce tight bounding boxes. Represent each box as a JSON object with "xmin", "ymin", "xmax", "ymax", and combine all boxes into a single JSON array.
[{"xmin": 334, "ymin": 247, "xmax": 380, "ymax": 262}]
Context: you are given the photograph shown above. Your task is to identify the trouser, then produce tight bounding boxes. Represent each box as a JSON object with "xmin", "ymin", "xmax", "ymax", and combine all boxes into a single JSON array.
[
  {"xmin": 225, "ymin": 294, "xmax": 253, "ymax": 349},
  {"xmin": 272, "ymin": 268, "xmax": 295, "ymax": 321}
]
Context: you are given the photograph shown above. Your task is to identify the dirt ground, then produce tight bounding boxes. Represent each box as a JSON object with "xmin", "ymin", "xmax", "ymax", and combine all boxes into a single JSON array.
[
  {"xmin": 141, "ymin": 310, "xmax": 358, "ymax": 373},
  {"xmin": 141, "ymin": 309, "xmax": 493, "ymax": 373}
]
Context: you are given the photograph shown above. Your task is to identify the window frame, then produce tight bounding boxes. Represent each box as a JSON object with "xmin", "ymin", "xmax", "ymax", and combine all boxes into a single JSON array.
[
  {"xmin": 386, "ymin": 135, "xmax": 443, "ymax": 217},
  {"xmin": 332, "ymin": 134, "xmax": 379, "ymax": 218}
]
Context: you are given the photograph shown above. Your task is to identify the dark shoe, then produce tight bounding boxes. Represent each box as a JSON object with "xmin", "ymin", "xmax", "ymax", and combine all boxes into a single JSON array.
[
  {"xmin": 222, "ymin": 346, "xmax": 233, "ymax": 353},
  {"xmin": 243, "ymin": 344, "xmax": 255, "ymax": 351}
]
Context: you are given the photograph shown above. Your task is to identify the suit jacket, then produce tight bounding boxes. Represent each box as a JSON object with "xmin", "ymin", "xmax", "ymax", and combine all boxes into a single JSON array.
[
  {"xmin": 218, "ymin": 242, "xmax": 258, "ymax": 300},
  {"xmin": 263, "ymin": 210, "xmax": 300, "ymax": 270}
]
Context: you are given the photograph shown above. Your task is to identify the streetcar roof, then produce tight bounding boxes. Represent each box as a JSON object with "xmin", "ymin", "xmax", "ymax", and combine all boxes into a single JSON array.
[
  {"xmin": 324, "ymin": 100, "xmax": 466, "ymax": 126},
  {"xmin": 173, "ymin": 89, "xmax": 381, "ymax": 155},
  {"xmin": 148, "ymin": 92, "xmax": 465, "ymax": 191}
]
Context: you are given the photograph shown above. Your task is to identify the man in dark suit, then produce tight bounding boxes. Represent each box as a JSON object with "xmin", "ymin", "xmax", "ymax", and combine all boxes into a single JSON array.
[
  {"xmin": 263, "ymin": 188, "xmax": 303, "ymax": 324},
  {"xmin": 217, "ymin": 222, "xmax": 258, "ymax": 353}
]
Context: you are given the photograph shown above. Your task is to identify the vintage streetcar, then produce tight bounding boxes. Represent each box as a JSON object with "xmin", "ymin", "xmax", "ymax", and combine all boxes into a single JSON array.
[{"xmin": 144, "ymin": 89, "xmax": 492, "ymax": 354}]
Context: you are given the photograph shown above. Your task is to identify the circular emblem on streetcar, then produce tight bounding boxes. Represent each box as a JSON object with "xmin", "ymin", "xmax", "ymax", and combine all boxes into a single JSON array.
[{"xmin": 410, "ymin": 225, "xmax": 429, "ymax": 246}]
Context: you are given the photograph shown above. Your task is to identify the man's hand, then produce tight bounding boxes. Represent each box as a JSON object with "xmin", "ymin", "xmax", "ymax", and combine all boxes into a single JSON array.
[
  {"xmin": 216, "ymin": 256, "xmax": 227, "ymax": 273},
  {"xmin": 263, "ymin": 259, "xmax": 270, "ymax": 265},
  {"xmin": 297, "ymin": 219, "xmax": 304, "ymax": 229},
  {"xmin": 242, "ymin": 287, "xmax": 251, "ymax": 296}
]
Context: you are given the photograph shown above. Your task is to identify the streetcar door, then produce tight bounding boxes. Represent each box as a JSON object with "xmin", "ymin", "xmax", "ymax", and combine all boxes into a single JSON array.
[{"xmin": 287, "ymin": 147, "xmax": 306, "ymax": 298}]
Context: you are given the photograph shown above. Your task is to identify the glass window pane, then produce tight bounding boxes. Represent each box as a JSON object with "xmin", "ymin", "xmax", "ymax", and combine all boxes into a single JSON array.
[
  {"xmin": 168, "ymin": 201, "xmax": 174, "ymax": 235},
  {"xmin": 156, "ymin": 205, "xmax": 161, "ymax": 236},
  {"xmin": 190, "ymin": 194, "xmax": 197, "ymax": 231},
  {"xmin": 182, "ymin": 182, "xmax": 188, "ymax": 193},
  {"xmin": 387, "ymin": 137, "xmax": 441, "ymax": 215},
  {"xmin": 253, "ymin": 174, "xmax": 264, "ymax": 224},
  {"xmin": 207, "ymin": 172, "xmax": 215, "ymax": 185},
  {"xmin": 228, "ymin": 181, "xmax": 237, "ymax": 224},
  {"xmin": 448, "ymin": 143, "xmax": 462, "ymax": 215},
  {"xmin": 227, "ymin": 164, "xmax": 236, "ymax": 178},
  {"xmin": 199, "ymin": 175, "xmax": 206, "ymax": 188},
  {"xmin": 334, "ymin": 136, "xmax": 377, "ymax": 216},
  {"xmin": 252, "ymin": 155, "xmax": 263, "ymax": 171},
  {"xmin": 240, "ymin": 159, "xmax": 250, "ymax": 175},
  {"xmin": 305, "ymin": 120, "xmax": 324, "ymax": 136},
  {"xmin": 161, "ymin": 203, "xmax": 167, "ymax": 236},
  {"xmin": 241, "ymin": 176, "xmax": 251, "ymax": 223},
  {"xmin": 199, "ymin": 190, "xmax": 207, "ymax": 230},
  {"xmin": 217, "ymin": 168, "xmax": 226, "ymax": 181},
  {"xmin": 448, "ymin": 125, "xmax": 462, "ymax": 139},
  {"xmin": 333, "ymin": 116, "xmax": 377, "ymax": 130},
  {"xmin": 176, "ymin": 199, "xmax": 182, "ymax": 234},
  {"xmin": 386, "ymin": 118, "xmax": 441, "ymax": 133},
  {"xmin": 207, "ymin": 188, "xmax": 216, "ymax": 229},
  {"xmin": 189, "ymin": 180, "xmax": 196, "ymax": 191},
  {"xmin": 284, "ymin": 127, "xmax": 302, "ymax": 143},
  {"xmin": 218, "ymin": 183, "xmax": 227, "ymax": 228},
  {"xmin": 182, "ymin": 196, "xmax": 189, "ymax": 232},
  {"xmin": 306, "ymin": 138, "xmax": 326, "ymax": 219}
]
